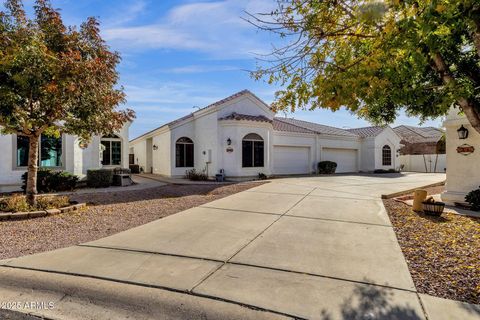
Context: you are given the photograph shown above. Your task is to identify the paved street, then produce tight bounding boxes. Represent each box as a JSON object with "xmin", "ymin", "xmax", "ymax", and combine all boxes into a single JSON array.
[{"xmin": 2, "ymin": 173, "xmax": 476, "ymax": 320}]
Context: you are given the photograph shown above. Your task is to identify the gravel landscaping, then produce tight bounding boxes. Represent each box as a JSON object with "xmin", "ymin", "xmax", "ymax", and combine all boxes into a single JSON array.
[
  {"xmin": 384, "ymin": 186, "xmax": 480, "ymax": 304},
  {"xmin": 0, "ymin": 182, "xmax": 264, "ymax": 260}
]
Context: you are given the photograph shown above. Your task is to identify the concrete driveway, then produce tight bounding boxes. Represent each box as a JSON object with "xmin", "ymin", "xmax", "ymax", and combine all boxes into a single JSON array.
[{"xmin": 2, "ymin": 172, "xmax": 466, "ymax": 320}]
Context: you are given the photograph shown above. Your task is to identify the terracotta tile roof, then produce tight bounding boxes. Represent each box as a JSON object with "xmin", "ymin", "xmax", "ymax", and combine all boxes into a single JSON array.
[
  {"xmin": 393, "ymin": 125, "xmax": 443, "ymax": 143},
  {"xmin": 273, "ymin": 118, "xmax": 316, "ymax": 134},
  {"xmin": 219, "ymin": 112, "xmax": 272, "ymax": 123},
  {"xmin": 273, "ymin": 117, "xmax": 358, "ymax": 137},
  {"xmin": 346, "ymin": 126, "xmax": 385, "ymax": 138}
]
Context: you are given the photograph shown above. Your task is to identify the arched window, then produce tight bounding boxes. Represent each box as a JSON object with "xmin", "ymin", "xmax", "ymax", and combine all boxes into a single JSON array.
[
  {"xmin": 382, "ymin": 145, "xmax": 392, "ymax": 166},
  {"xmin": 101, "ymin": 134, "xmax": 122, "ymax": 166},
  {"xmin": 176, "ymin": 137, "xmax": 194, "ymax": 167},
  {"xmin": 242, "ymin": 133, "xmax": 264, "ymax": 167}
]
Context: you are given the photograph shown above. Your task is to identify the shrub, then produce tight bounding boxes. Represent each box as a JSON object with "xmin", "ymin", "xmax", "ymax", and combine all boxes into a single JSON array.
[
  {"xmin": 374, "ymin": 169, "xmax": 399, "ymax": 174},
  {"xmin": 318, "ymin": 161, "xmax": 337, "ymax": 174},
  {"xmin": 36, "ymin": 195, "xmax": 70, "ymax": 210},
  {"xmin": 465, "ymin": 187, "xmax": 480, "ymax": 211},
  {"xmin": 87, "ymin": 169, "xmax": 113, "ymax": 188},
  {"xmin": 0, "ymin": 194, "xmax": 70, "ymax": 212},
  {"xmin": 129, "ymin": 164, "xmax": 140, "ymax": 174},
  {"xmin": 21, "ymin": 169, "xmax": 78, "ymax": 193},
  {"xmin": 0, "ymin": 194, "xmax": 30, "ymax": 212},
  {"xmin": 184, "ymin": 169, "xmax": 208, "ymax": 181},
  {"xmin": 258, "ymin": 173, "xmax": 268, "ymax": 180}
]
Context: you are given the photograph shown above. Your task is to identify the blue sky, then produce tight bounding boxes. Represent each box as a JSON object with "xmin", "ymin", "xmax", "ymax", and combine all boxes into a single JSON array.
[{"xmin": 19, "ymin": 0, "xmax": 442, "ymax": 139}]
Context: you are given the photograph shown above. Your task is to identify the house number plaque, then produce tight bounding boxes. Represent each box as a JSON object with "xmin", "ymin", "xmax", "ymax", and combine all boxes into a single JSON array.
[{"xmin": 456, "ymin": 144, "xmax": 475, "ymax": 156}]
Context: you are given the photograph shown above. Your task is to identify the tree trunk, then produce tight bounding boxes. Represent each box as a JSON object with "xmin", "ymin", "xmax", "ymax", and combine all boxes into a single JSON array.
[
  {"xmin": 26, "ymin": 134, "xmax": 40, "ymax": 206},
  {"xmin": 432, "ymin": 53, "xmax": 480, "ymax": 135}
]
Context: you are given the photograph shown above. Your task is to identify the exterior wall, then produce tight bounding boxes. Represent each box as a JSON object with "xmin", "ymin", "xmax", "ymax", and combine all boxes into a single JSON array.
[
  {"xmin": 194, "ymin": 112, "xmax": 219, "ymax": 177},
  {"xmin": 152, "ymin": 131, "xmax": 171, "ymax": 176},
  {"xmin": 0, "ymin": 134, "xmax": 24, "ymax": 191},
  {"xmin": 219, "ymin": 121, "xmax": 273, "ymax": 178},
  {"xmin": 0, "ymin": 123, "xmax": 130, "ymax": 192},
  {"xmin": 373, "ymin": 128, "xmax": 401, "ymax": 170},
  {"xmin": 442, "ymin": 107, "xmax": 480, "ymax": 204},
  {"xmin": 217, "ymin": 96, "xmax": 274, "ymax": 120},
  {"xmin": 130, "ymin": 140, "xmax": 147, "ymax": 171},
  {"xmin": 359, "ymin": 137, "xmax": 376, "ymax": 172},
  {"xmin": 399, "ymin": 154, "xmax": 446, "ymax": 173}
]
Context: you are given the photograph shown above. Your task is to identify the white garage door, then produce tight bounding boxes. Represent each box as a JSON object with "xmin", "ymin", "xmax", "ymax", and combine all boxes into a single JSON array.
[
  {"xmin": 273, "ymin": 146, "xmax": 311, "ymax": 175},
  {"xmin": 322, "ymin": 148, "xmax": 358, "ymax": 173}
]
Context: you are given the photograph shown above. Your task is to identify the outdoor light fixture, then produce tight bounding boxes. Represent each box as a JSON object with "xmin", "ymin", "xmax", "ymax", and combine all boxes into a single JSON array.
[
  {"xmin": 457, "ymin": 125, "xmax": 469, "ymax": 140},
  {"xmin": 227, "ymin": 138, "xmax": 232, "ymax": 145},
  {"xmin": 153, "ymin": 144, "xmax": 159, "ymax": 150}
]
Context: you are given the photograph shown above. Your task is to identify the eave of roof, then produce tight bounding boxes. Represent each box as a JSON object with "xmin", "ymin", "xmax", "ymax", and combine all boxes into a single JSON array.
[{"xmin": 129, "ymin": 89, "xmax": 262, "ymax": 143}]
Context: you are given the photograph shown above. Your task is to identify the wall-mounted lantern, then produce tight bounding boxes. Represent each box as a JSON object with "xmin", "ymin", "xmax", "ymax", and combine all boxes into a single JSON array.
[
  {"xmin": 227, "ymin": 138, "xmax": 232, "ymax": 145},
  {"xmin": 153, "ymin": 144, "xmax": 159, "ymax": 150},
  {"xmin": 457, "ymin": 125, "xmax": 469, "ymax": 139}
]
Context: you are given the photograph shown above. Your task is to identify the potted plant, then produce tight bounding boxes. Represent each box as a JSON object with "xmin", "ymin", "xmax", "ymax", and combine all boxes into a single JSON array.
[{"xmin": 422, "ymin": 197, "xmax": 445, "ymax": 216}]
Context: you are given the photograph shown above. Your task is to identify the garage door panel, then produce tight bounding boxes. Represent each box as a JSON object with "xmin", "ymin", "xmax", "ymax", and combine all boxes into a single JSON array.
[
  {"xmin": 273, "ymin": 146, "xmax": 310, "ymax": 175},
  {"xmin": 323, "ymin": 148, "xmax": 357, "ymax": 173}
]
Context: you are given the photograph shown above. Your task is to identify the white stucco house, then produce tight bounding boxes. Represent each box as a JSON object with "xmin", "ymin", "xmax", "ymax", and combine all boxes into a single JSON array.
[
  {"xmin": 442, "ymin": 107, "xmax": 480, "ymax": 205},
  {"xmin": 0, "ymin": 123, "xmax": 131, "ymax": 192},
  {"xmin": 129, "ymin": 90, "xmax": 402, "ymax": 179}
]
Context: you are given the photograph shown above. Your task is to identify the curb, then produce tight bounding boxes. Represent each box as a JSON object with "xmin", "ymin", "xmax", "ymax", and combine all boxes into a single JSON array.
[
  {"xmin": 381, "ymin": 181, "xmax": 446, "ymax": 199},
  {"xmin": 0, "ymin": 267, "xmax": 291, "ymax": 320},
  {"xmin": 0, "ymin": 203, "xmax": 86, "ymax": 221}
]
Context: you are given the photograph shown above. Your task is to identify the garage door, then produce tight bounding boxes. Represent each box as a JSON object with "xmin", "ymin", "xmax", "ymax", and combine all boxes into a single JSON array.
[
  {"xmin": 322, "ymin": 148, "xmax": 358, "ymax": 173},
  {"xmin": 273, "ymin": 146, "xmax": 311, "ymax": 175}
]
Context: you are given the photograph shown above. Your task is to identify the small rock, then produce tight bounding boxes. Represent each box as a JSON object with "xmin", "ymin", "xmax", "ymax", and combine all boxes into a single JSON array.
[{"xmin": 46, "ymin": 209, "xmax": 61, "ymax": 216}]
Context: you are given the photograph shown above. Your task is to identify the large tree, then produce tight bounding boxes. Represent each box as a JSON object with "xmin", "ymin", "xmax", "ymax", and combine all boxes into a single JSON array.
[
  {"xmin": 0, "ymin": 0, "xmax": 134, "ymax": 204},
  {"xmin": 250, "ymin": 0, "xmax": 480, "ymax": 132}
]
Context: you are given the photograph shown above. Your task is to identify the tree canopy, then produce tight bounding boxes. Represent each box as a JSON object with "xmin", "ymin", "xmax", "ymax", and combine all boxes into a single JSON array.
[
  {"xmin": 250, "ymin": 0, "xmax": 480, "ymax": 132},
  {"xmin": 0, "ymin": 0, "xmax": 134, "ymax": 203}
]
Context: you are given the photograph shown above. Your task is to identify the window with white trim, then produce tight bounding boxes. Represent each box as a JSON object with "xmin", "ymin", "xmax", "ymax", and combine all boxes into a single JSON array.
[
  {"xmin": 382, "ymin": 145, "xmax": 392, "ymax": 166},
  {"xmin": 15, "ymin": 135, "xmax": 63, "ymax": 168},
  {"xmin": 101, "ymin": 134, "xmax": 122, "ymax": 166},
  {"xmin": 242, "ymin": 133, "xmax": 264, "ymax": 167},
  {"xmin": 175, "ymin": 137, "xmax": 194, "ymax": 167}
]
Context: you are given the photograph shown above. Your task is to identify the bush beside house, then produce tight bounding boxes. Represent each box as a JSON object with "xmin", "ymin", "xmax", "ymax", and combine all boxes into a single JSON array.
[
  {"xmin": 318, "ymin": 161, "xmax": 337, "ymax": 174},
  {"xmin": 21, "ymin": 169, "xmax": 78, "ymax": 193},
  {"xmin": 184, "ymin": 169, "xmax": 208, "ymax": 181},
  {"xmin": 87, "ymin": 169, "xmax": 114, "ymax": 188},
  {"xmin": 465, "ymin": 187, "xmax": 480, "ymax": 211}
]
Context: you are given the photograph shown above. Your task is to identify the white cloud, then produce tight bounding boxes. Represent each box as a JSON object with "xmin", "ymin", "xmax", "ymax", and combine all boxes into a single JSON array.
[
  {"xmin": 124, "ymin": 82, "xmax": 223, "ymax": 106},
  {"xmin": 103, "ymin": 0, "xmax": 148, "ymax": 27},
  {"xmin": 102, "ymin": 0, "xmax": 276, "ymax": 59}
]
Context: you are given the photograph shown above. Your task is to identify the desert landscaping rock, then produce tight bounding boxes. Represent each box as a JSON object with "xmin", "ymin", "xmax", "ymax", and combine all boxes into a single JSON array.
[{"xmin": 0, "ymin": 183, "xmax": 264, "ymax": 260}]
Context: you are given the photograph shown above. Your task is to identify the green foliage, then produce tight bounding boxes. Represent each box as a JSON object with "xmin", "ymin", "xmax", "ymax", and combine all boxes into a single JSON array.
[
  {"xmin": 184, "ymin": 169, "xmax": 208, "ymax": 181},
  {"xmin": 21, "ymin": 169, "xmax": 78, "ymax": 193},
  {"xmin": 0, "ymin": 0, "xmax": 135, "ymax": 201},
  {"xmin": 87, "ymin": 169, "xmax": 113, "ymax": 188},
  {"xmin": 250, "ymin": 0, "xmax": 480, "ymax": 129},
  {"xmin": 318, "ymin": 161, "xmax": 337, "ymax": 174},
  {"xmin": 465, "ymin": 187, "xmax": 480, "ymax": 211}
]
